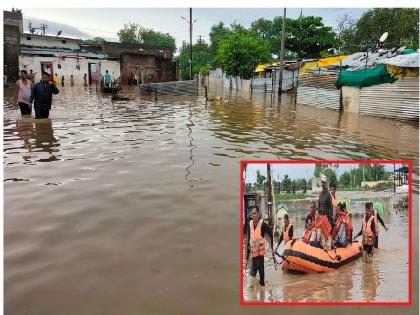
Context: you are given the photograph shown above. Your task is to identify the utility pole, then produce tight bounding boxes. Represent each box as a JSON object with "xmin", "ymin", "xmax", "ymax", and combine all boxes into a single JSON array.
[
  {"xmin": 181, "ymin": 9, "xmax": 196, "ymax": 80},
  {"xmin": 189, "ymin": 8, "xmax": 193, "ymax": 80},
  {"xmin": 278, "ymin": 8, "xmax": 286, "ymax": 96},
  {"xmin": 198, "ymin": 35, "xmax": 202, "ymax": 44}
]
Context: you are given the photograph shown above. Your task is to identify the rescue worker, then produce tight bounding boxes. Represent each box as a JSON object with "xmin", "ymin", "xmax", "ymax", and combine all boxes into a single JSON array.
[
  {"xmin": 275, "ymin": 214, "xmax": 293, "ymax": 252},
  {"xmin": 318, "ymin": 175, "xmax": 333, "ymax": 227},
  {"xmin": 245, "ymin": 205, "xmax": 274, "ymax": 287},
  {"xmin": 369, "ymin": 201, "xmax": 389, "ymax": 249},
  {"xmin": 354, "ymin": 202, "xmax": 377, "ymax": 255},
  {"xmin": 332, "ymin": 203, "xmax": 353, "ymax": 247}
]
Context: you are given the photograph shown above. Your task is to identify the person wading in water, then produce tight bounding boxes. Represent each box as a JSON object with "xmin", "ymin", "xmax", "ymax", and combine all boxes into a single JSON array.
[
  {"xmin": 29, "ymin": 72, "xmax": 59, "ymax": 119},
  {"xmin": 15, "ymin": 70, "xmax": 33, "ymax": 116},
  {"xmin": 245, "ymin": 205, "xmax": 274, "ymax": 288}
]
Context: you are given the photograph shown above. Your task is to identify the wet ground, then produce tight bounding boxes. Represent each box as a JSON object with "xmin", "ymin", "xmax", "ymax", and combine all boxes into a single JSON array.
[
  {"xmin": 243, "ymin": 207, "xmax": 409, "ymax": 302},
  {"xmin": 3, "ymin": 84, "xmax": 419, "ymax": 315}
]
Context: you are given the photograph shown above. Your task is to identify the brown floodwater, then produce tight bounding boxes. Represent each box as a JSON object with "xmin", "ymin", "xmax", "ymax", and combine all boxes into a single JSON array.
[{"xmin": 3, "ymin": 84, "xmax": 419, "ymax": 315}]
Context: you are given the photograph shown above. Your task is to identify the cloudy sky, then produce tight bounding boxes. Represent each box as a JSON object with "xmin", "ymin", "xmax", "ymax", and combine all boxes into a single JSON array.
[
  {"xmin": 20, "ymin": 8, "xmax": 367, "ymax": 50},
  {"xmin": 244, "ymin": 163, "xmax": 397, "ymax": 184}
]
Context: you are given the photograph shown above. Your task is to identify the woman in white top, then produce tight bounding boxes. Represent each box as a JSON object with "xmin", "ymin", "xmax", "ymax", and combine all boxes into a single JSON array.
[{"xmin": 15, "ymin": 70, "xmax": 33, "ymax": 115}]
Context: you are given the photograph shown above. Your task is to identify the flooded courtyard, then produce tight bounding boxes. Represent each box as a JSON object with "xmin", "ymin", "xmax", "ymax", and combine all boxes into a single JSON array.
[{"xmin": 3, "ymin": 84, "xmax": 419, "ymax": 315}]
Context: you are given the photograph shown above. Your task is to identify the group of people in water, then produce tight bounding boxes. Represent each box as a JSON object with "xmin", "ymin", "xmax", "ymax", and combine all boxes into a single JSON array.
[
  {"xmin": 14, "ymin": 69, "xmax": 113, "ymax": 119},
  {"xmin": 245, "ymin": 175, "xmax": 389, "ymax": 287}
]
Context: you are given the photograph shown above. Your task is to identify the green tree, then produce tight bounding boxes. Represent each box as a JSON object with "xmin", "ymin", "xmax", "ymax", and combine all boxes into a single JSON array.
[
  {"xmin": 335, "ymin": 13, "xmax": 358, "ymax": 54},
  {"xmin": 209, "ymin": 22, "xmax": 231, "ymax": 66},
  {"xmin": 84, "ymin": 37, "xmax": 105, "ymax": 46},
  {"xmin": 354, "ymin": 8, "xmax": 419, "ymax": 51},
  {"xmin": 176, "ymin": 40, "xmax": 213, "ymax": 80},
  {"xmin": 117, "ymin": 23, "xmax": 176, "ymax": 52},
  {"xmin": 139, "ymin": 27, "xmax": 176, "ymax": 53},
  {"xmin": 216, "ymin": 28, "xmax": 271, "ymax": 79},
  {"xmin": 269, "ymin": 16, "xmax": 338, "ymax": 58},
  {"xmin": 281, "ymin": 175, "xmax": 292, "ymax": 193},
  {"xmin": 118, "ymin": 22, "xmax": 141, "ymax": 44},
  {"xmin": 251, "ymin": 18, "xmax": 273, "ymax": 40},
  {"xmin": 314, "ymin": 164, "xmax": 338, "ymax": 186},
  {"xmin": 256, "ymin": 170, "xmax": 266, "ymax": 190}
]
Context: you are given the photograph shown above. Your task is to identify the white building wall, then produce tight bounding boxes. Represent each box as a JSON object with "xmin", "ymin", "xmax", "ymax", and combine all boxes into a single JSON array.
[
  {"xmin": 19, "ymin": 55, "xmax": 120, "ymax": 85},
  {"xmin": 20, "ymin": 34, "xmax": 81, "ymax": 50}
]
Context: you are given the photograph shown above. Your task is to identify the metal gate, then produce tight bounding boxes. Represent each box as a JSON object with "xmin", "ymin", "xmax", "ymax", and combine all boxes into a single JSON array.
[{"xmin": 139, "ymin": 80, "xmax": 198, "ymax": 96}]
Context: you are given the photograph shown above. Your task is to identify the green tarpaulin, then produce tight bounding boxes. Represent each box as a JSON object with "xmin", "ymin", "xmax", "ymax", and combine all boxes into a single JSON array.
[
  {"xmin": 335, "ymin": 64, "xmax": 397, "ymax": 89},
  {"xmin": 401, "ymin": 49, "xmax": 416, "ymax": 55}
]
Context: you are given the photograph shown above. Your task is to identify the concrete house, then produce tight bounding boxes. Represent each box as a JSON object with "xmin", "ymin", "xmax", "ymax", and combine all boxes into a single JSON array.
[{"xmin": 19, "ymin": 34, "xmax": 120, "ymax": 85}]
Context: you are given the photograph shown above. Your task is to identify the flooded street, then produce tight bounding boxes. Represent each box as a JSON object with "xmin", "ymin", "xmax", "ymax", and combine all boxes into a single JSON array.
[
  {"xmin": 243, "ymin": 208, "xmax": 409, "ymax": 303},
  {"xmin": 3, "ymin": 85, "xmax": 419, "ymax": 315}
]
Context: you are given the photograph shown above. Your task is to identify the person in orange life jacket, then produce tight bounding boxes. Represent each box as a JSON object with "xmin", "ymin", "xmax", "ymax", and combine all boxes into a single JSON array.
[
  {"xmin": 368, "ymin": 201, "xmax": 389, "ymax": 249},
  {"xmin": 245, "ymin": 205, "xmax": 274, "ymax": 287},
  {"xmin": 354, "ymin": 202, "xmax": 377, "ymax": 254},
  {"xmin": 275, "ymin": 214, "xmax": 293, "ymax": 252},
  {"xmin": 302, "ymin": 216, "xmax": 317, "ymax": 244},
  {"xmin": 332, "ymin": 203, "xmax": 353, "ymax": 248},
  {"xmin": 312, "ymin": 209, "xmax": 333, "ymax": 250}
]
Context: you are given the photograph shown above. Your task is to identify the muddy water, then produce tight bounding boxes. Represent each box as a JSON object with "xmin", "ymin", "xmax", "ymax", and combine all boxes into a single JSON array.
[
  {"xmin": 3, "ymin": 85, "xmax": 419, "ymax": 315},
  {"xmin": 243, "ymin": 208, "xmax": 409, "ymax": 302}
]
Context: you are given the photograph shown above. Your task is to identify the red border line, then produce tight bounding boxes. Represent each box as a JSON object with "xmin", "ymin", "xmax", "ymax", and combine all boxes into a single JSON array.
[{"xmin": 240, "ymin": 160, "xmax": 413, "ymax": 306}]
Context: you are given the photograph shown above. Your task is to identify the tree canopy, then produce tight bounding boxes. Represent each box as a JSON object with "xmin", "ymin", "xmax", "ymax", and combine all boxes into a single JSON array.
[
  {"xmin": 83, "ymin": 37, "xmax": 105, "ymax": 46},
  {"xmin": 117, "ymin": 23, "xmax": 176, "ymax": 53},
  {"xmin": 336, "ymin": 8, "xmax": 419, "ymax": 53},
  {"xmin": 216, "ymin": 27, "xmax": 271, "ymax": 79},
  {"xmin": 176, "ymin": 40, "xmax": 213, "ymax": 80}
]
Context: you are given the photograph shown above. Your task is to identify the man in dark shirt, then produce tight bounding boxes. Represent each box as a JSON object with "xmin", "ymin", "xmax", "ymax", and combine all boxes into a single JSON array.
[
  {"xmin": 369, "ymin": 202, "xmax": 389, "ymax": 248},
  {"xmin": 319, "ymin": 175, "xmax": 333, "ymax": 224},
  {"xmin": 245, "ymin": 205, "xmax": 274, "ymax": 287},
  {"xmin": 30, "ymin": 72, "xmax": 59, "ymax": 119}
]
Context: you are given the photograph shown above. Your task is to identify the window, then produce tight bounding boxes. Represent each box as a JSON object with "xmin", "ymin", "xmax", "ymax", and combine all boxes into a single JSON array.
[
  {"xmin": 62, "ymin": 40, "xmax": 67, "ymax": 44},
  {"xmin": 26, "ymin": 36, "xmax": 31, "ymax": 40},
  {"xmin": 58, "ymin": 64, "xmax": 62, "ymax": 69}
]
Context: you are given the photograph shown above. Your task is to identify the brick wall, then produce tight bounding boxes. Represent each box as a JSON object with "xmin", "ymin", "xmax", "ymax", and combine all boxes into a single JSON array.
[
  {"xmin": 120, "ymin": 54, "xmax": 176, "ymax": 84},
  {"xmin": 4, "ymin": 24, "xmax": 20, "ymax": 82},
  {"xmin": 103, "ymin": 41, "xmax": 172, "ymax": 60}
]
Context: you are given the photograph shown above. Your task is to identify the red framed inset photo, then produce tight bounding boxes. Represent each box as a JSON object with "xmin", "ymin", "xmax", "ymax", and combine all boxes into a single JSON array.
[{"xmin": 240, "ymin": 160, "xmax": 412, "ymax": 306}]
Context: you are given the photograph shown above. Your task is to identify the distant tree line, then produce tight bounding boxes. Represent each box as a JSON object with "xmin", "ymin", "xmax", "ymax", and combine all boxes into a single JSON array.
[{"xmin": 95, "ymin": 8, "xmax": 418, "ymax": 80}]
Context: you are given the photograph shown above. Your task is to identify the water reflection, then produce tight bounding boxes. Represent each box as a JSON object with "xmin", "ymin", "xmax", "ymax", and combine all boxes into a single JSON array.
[
  {"xmin": 361, "ymin": 259, "xmax": 380, "ymax": 302},
  {"xmin": 13, "ymin": 117, "xmax": 60, "ymax": 163}
]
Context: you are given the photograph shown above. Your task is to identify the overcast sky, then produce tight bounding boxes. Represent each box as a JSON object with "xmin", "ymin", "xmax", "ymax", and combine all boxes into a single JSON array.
[
  {"xmin": 245, "ymin": 163, "xmax": 397, "ymax": 184},
  {"xmin": 20, "ymin": 8, "xmax": 367, "ymax": 50}
]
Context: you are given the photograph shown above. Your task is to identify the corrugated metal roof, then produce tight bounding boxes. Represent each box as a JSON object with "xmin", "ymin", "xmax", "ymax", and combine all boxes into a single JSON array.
[
  {"xmin": 20, "ymin": 46, "xmax": 108, "ymax": 59},
  {"xmin": 359, "ymin": 77, "xmax": 419, "ymax": 120},
  {"xmin": 332, "ymin": 50, "xmax": 419, "ymax": 70},
  {"xmin": 380, "ymin": 53, "xmax": 419, "ymax": 68},
  {"xmin": 297, "ymin": 86, "xmax": 341, "ymax": 110}
]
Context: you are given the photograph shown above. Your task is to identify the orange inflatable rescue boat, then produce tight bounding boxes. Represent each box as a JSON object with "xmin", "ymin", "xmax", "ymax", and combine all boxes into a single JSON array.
[{"xmin": 281, "ymin": 239, "xmax": 363, "ymax": 274}]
